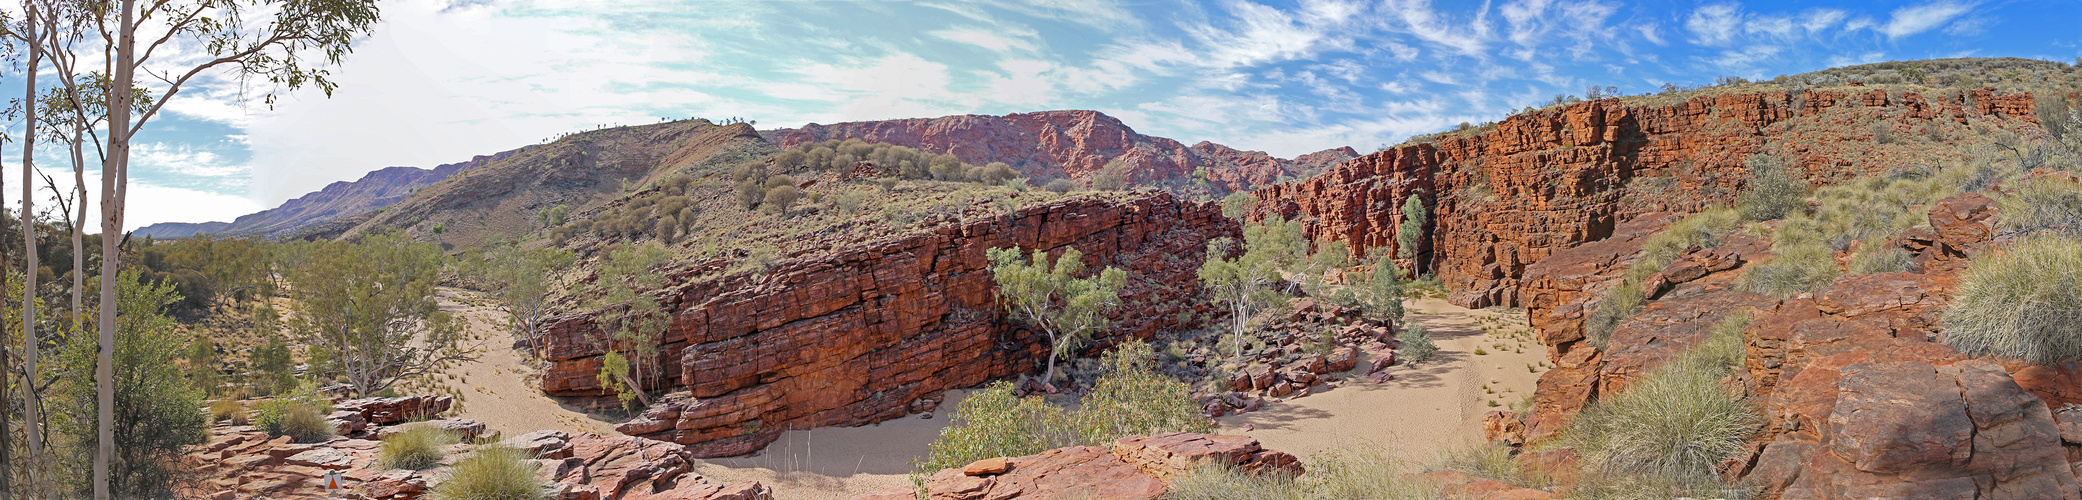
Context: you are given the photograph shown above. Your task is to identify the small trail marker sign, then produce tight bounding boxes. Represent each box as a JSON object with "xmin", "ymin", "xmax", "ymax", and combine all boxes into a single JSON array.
[{"xmin": 323, "ymin": 469, "xmax": 345, "ymax": 495}]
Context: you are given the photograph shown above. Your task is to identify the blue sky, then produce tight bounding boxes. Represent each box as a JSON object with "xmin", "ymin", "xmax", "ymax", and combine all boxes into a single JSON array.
[{"xmin": 9, "ymin": 0, "xmax": 2079, "ymax": 229}]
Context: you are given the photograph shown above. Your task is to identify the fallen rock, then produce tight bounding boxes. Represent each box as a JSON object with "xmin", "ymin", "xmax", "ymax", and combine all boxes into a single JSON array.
[
  {"xmin": 335, "ymin": 395, "xmax": 454, "ymax": 425},
  {"xmin": 962, "ymin": 457, "xmax": 1011, "ymax": 476}
]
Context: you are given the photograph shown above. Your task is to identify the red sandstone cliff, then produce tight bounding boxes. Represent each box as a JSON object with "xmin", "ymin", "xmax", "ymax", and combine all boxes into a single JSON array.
[
  {"xmin": 537, "ymin": 191, "xmax": 1236, "ymax": 456},
  {"xmin": 1250, "ymin": 87, "xmax": 2039, "ymax": 309},
  {"xmin": 764, "ymin": 110, "xmax": 1357, "ymax": 192}
]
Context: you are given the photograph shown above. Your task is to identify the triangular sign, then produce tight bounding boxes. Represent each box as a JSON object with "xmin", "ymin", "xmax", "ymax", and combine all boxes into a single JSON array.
[{"xmin": 323, "ymin": 470, "xmax": 343, "ymax": 492}]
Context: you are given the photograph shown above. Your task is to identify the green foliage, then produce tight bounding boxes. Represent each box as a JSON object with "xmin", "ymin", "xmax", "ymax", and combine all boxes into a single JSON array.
[
  {"xmin": 1942, "ymin": 235, "xmax": 2082, "ymax": 364},
  {"xmin": 736, "ymin": 178, "xmax": 764, "ymax": 209},
  {"xmin": 987, "ymin": 246, "xmax": 1129, "ymax": 383},
  {"xmin": 55, "ymin": 271, "xmax": 209, "ymax": 497},
  {"xmin": 254, "ymin": 383, "xmax": 337, "ymax": 443},
  {"xmin": 1071, "ymin": 341, "xmax": 1213, "ymax": 442},
  {"xmin": 1220, "ymin": 191, "xmax": 1257, "ymax": 220},
  {"xmin": 1199, "ymin": 217, "xmax": 1306, "ymax": 358},
  {"xmin": 1363, "ymin": 248, "xmax": 1406, "ymax": 325},
  {"xmin": 1626, "ymin": 208, "xmax": 1740, "ymax": 285},
  {"xmin": 473, "ymin": 241, "xmax": 576, "ymax": 360},
  {"xmin": 593, "ymin": 242, "xmax": 672, "ymax": 408},
  {"xmin": 1565, "ymin": 313, "xmax": 1759, "ymax": 496},
  {"xmin": 378, "ymin": 426, "xmax": 460, "ymax": 470},
  {"xmin": 1043, "ymin": 178, "xmax": 1078, "ymax": 193},
  {"xmin": 1398, "ymin": 324, "xmax": 1438, "ymax": 364},
  {"xmin": 186, "ymin": 336, "xmax": 222, "ymax": 395},
  {"xmin": 763, "ymin": 184, "xmax": 801, "ymax": 216},
  {"xmin": 430, "ymin": 446, "xmax": 548, "ymax": 500},
  {"xmin": 1738, "ymin": 236, "xmax": 1840, "ymax": 299},
  {"xmin": 1734, "ymin": 154, "xmax": 1808, "ymax": 222},
  {"xmin": 250, "ymin": 328, "xmax": 297, "ymax": 395},
  {"xmin": 1398, "ymin": 195, "xmax": 1428, "ymax": 259},
  {"xmin": 1585, "ymin": 281, "xmax": 1645, "ymax": 349},
  {"xmin": 914, "ymin": 342, "xmax": 1209, "ymax": 481},
  {"xmin": 1092, "ymin": 159, "xmax": 1133, "ymax": 191},
  {"xmin": 285, "ymin": 232, "xmax": 472, "ymax": 397},
  {"xmin": 978, "ymin": 162, "xmax": 1022, "ymax": 185},
  {"xmin": 131, "ymin": 236, "xmax": 270, "ymax": 317}
]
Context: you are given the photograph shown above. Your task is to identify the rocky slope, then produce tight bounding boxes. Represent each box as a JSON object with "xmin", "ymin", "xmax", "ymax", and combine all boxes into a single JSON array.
[
  {"xmin": 1250, "ymin": 86, "xmax": 2040, "ymax": 309},
  {"xmin": 322, "ymin": 120, "xmax": 767, "ymax": 247},
  {"xmin": 764, "ymin": 110, "xmax": 1357, "ymax": 193},
  {"xmin": 1506, "ymin": 193, "xmax": 2082, "ymax": 499},
  {"xmin": 136, "ymin": 150, "xmax": 522, "ymax": 239},
  {"xmin": 538, "ymin": 191, "xmax": 1235, "ymax": 456}
]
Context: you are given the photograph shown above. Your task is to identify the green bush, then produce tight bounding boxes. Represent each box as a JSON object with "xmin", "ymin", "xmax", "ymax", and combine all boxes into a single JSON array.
[
  {"xmin": 1942, "ymin": 235, "xmax": 2082, "ymax": 364},
  {"xmin": 255, "ymin": 385, "xmax": 337, "ymax": 443},
  {"xmin": 1566, "ymin": 313, "xmax": 1758, "ymax": 495},
  {"xmin": 1585, "ymin": 281, "xmax": 1645, "ymax": 348},
  {"xmin": 1398, "ymin": 324, "xmax": 1438, "ymax": 363},
  {"xmin": 430, "ymin": 446, "xmax": 547, "ymax": 500},
  {"xmin": 378, "ymin": 426, "xmax": 459, "ymax": 470},
  {"xmin": 914, "ymin": 342, "xmax": 1209, "ymax": 480},
  {"xmin": 1043, "ymin": 178, "xmax": 1078, "ymax": 193},
  {"xmin": 1734, "ymin": 154, "xmax": 1807, "ymax": 222}
]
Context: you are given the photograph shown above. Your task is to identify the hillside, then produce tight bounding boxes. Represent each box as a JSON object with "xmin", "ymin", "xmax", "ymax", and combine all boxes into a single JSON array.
[
  {"xmin": 762, "ymin": 110, "xmax": 1357, "ymax": 196},
  {"xmin": 135, "ymin": 151, "xmax": 522, "ymax": 239}
]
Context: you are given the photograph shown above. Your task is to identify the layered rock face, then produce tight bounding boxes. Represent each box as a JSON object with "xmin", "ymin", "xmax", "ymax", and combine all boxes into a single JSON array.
[
  {"xmin": 1251, "ymin": 88, "xmax": 2039, "ymax": 309},
  {"xmin": 766, "ymin": 110, "xmax": 1357, "ymax": 192},
  {"xmin": 1516, "ymin": 194, "xmax": 2082, "ymax": 499},
  {"xmin": 541, "ymin": 192, "xmax": 1236, "ymax": 455}
]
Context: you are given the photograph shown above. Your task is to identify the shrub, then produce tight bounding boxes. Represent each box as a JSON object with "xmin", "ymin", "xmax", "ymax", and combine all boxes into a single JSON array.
[
  {"xmin": 1566, "ymin": 313, "xmax": 1758, "ymax": 495},
  {"xmin": 1847, "ymin": 244, "xmax": 1915, "ymax": 274},
  {"xmin": 430, "ymin": 446, "xmax": 547, "ymax": 500},
  {"xmin": 1398, "ymin": 324, "xmax": 1438, "ymax": 363},
  {"xmin": 1998, "ymin": 177, "xmax": 2082, "ymax": 237},
  {"xmin": 763, "ymin": 185, "xmax": 800, "ymax": 215},
  {"xmin": 378, "ymin": 426, "xmax": 459, "ymax": 470},
  {"xmin": 1585, "ymin": 281, "xmax": 1645, "ymax": 348},
  {"xmin": 1626, "ymin": 208, "xmax": 1739, "ymax": 285},
  {"xmin": 875, "ymin": 177, "xmax": 900, "ymax": 191},
  {"xmin": 1043, "ymin": 178, "xmax": 1078, "ymax": 193},
  {"xmin": 1071, "ymin": 341, "xmax": 1212, "ymax": 442},
  {"xmin": 1942, "ymin": 235, "xmax": 2082, "ymax": 364},
  {"xmin": 735, "ymin": 178, "xmax": 764, "ymax": 209},
  {"xmin": 209, "ymin": 399, "xmax": 249, "ymax": 425},
  {"xmin": 978, "ymin": 162, "xmax": 1021, "ymax": 185},
  {"xmin": 255, "ymin": 385, "xmax": 337, "ymax": 443},
  {"xmin": 1397, "ymin": 196, "xmax": 1427, "ymax": 259},
  {"xmin": 912, "ymin": 382, "xmax": 1073, "ymax": 478},
  {"xmin": 1734, "ymin": 154, "xmax": 1807, "ymax": 222},
  {"xmin": 1738, "ymin": 239, "xmax": 1839, "ymax": 299}
]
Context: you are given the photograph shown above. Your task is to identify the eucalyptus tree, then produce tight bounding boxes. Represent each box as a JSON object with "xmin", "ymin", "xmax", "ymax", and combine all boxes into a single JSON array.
[
  {"xmin": 285, "ymin": 233, "xmax": 475, "ymax": 400},
  {"xmin": 987, "ymin": 246, "xmax": 1128, "ymax": 386}
]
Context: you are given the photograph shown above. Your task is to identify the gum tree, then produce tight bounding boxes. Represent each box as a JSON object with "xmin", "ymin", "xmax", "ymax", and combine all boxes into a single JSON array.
[{"xmin": 988, "ymin": 246, "xmax": 1127, "ymax": 387}]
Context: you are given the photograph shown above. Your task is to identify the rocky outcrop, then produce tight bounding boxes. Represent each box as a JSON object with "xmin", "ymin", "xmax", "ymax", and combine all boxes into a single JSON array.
[
  {"xmin": 544, "ymin": 192, "xmax": 1236, "ymax": 455},
  {"xmin": 1251, "ymin": 88, "xmax": 2040, "ymax": 309},
  {"xmin": 854, "ymin": 433, "xmax": 1302, "ymax": 500},
  {"xmin": 137, "ymin": 149, "xmax": 523, "ymax": 239},
  {"xmin": 184, "ymin": 415, "xmax": 769, "ymax": 499},
  {"xmin": 766, "ymin": 110, "xmax": 1356, "ymax": 192},
  {"xmin": 1514, "ymin": 193, "xmax": 2082, "ymax": 499}
]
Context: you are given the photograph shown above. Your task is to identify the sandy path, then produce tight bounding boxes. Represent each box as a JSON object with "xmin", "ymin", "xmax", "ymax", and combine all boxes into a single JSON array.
[
  {"xmin": 435, "ymin": 290, "xmax": 621, "ymax": 436},
  {"xmin": 1216, "ymin": 298, "xmax": 1546, "ymax": 465}
]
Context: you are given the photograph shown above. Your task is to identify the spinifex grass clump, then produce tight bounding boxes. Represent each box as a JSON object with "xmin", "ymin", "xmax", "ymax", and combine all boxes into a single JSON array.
[
  {"xmin": 1168, "ymin": 448, "xmax": 1433, "ymax": 500},
  {"xmin": 254, "ymin": 384, "xmax": 336, "ymax": 443},
  {"xmin": 1942, "ymin": 235, "xmax": 2082, "ymax": 364},
  {"xmin": 378, "ymin": 425, "xmax": 460, "ymax": 470},
  {"xmin": 1565, "ymin": 313, "xmax": 1760, "ymax": 497},
  {"xmin": 430, "ymin": 446, "xmax": 547, "ymax": 500}
]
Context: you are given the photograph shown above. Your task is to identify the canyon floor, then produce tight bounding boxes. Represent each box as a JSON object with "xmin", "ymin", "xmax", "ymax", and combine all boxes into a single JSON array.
[{"xmin": 434, "ymin": 290, "xmax": 1541, "ymax": 499}]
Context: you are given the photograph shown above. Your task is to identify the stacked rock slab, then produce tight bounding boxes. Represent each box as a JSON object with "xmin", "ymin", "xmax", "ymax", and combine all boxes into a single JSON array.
[
  {"xmin": 543, "ymin": 192, "xmax": 1236, "ymax": 455},
  {"xmin": 1250, "ymin": 89, "xmax": 2038, "ymax": 309},
  {"xmin": 850, "ymin": 432, "xmax": 1302, "ymax": 500}
]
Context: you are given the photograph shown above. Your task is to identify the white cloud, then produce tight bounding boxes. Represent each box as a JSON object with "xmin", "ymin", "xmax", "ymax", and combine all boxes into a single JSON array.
[
  {"xmin": 1800, "ymin": 9, "xmax": 1848, "ymax": 34},
  {"xmin": 931, "ymin": 27, "xmax": 1039, "ymax": 53},
  {"xmin": 1685, "ymin": 4, "xmax": 1741, "ymax": 46},
  {"xmin": 1383, "ymin": 0, "xmax": 1492, "ymax": 56},
  {"xmin": 132, "ymin": 142, "xmax": 243, "ymax": 178},
  {"xmin": 1881, "ymin": 1, "xmax": 1976, "ymax": 38}
]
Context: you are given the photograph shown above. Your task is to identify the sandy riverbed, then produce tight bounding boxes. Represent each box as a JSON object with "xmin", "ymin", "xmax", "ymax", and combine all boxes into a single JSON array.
[{"xmin": 436, "ymin": 291, "xmax": 1541, "ymax": 498}]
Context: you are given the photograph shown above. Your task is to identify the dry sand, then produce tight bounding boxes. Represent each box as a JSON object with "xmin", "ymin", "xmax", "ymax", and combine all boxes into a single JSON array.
[
  {"xmin": 1216, "ymin": 298, "xmax": 1547, "ymax": 465},
  {"xmin": 436, "ymin": 290, "xmax": 1540, "ymax": 498}
]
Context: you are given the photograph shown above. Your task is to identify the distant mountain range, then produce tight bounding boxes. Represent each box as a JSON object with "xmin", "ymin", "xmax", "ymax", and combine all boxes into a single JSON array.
[
  {"xmin": 135, "ymin": 149, "xmax": 527, "ymax": 239},
  {"xmin": 139, "ymin": 110, "xmax": 1354, "ymax": 239}
]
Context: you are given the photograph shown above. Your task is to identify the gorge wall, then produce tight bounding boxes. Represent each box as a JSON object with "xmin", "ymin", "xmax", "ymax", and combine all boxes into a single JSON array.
[
  {"xmin": 766, "ymin": 110, "xmax": 1357, "ymax": 192},
  {"xmin": 537, "ymin": 192, "xmax": 1235, "ymax": 456},
  {"xmin": 1250, "ymin": 87, "xmax": 2039, "ymax": 309}
]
